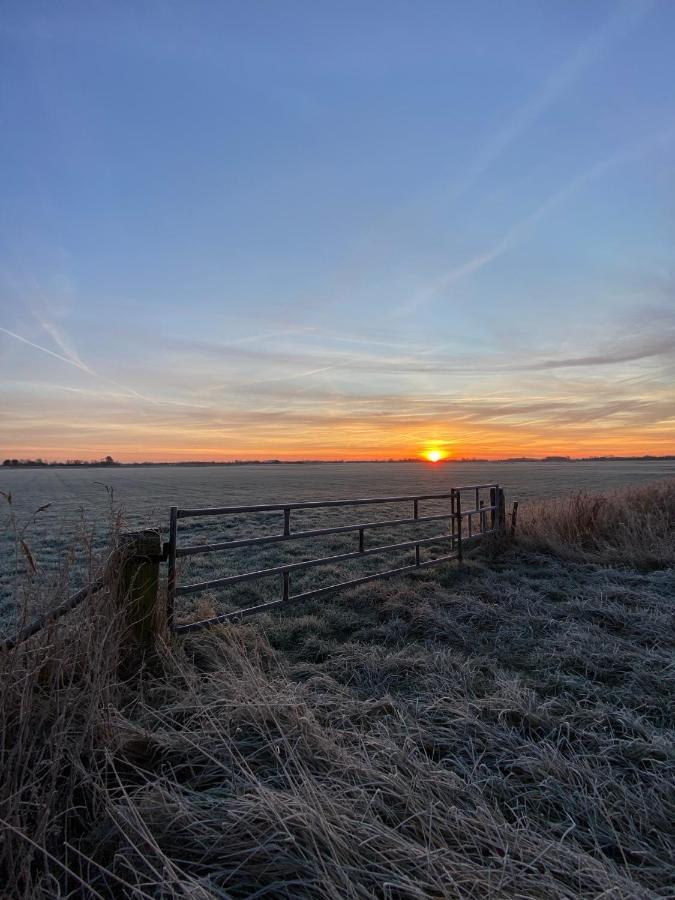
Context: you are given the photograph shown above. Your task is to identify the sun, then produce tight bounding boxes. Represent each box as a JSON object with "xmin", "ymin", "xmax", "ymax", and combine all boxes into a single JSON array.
[{"xmin": 424, "ymin": 449, "xmax": 444, "ymax": 462}]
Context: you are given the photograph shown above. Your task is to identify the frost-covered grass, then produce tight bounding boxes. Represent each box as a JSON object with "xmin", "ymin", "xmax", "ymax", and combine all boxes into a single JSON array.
[
  {"xmin": 519, "ymin": 478, "xmax": 675, "ymax": 569},
  {"xmin": 1, "ymin": 479, "xmax": 674, "ymax": 897},
  {"xmin": 3, "ymin": 458, "xmax": 675, "ymax": 629}
]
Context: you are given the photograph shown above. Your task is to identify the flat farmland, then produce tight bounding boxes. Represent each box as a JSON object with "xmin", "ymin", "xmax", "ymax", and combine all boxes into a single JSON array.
[
  {"xmin": 2, "ymin": 471, "xmax": 675, "ymax": 897},
  {"xmin": 2, "ymin": 459, "xmax": 674, "ymax": 630}
]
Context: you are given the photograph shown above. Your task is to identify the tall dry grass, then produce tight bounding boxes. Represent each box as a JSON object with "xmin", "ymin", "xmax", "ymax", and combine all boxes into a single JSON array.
[
  {"xmin": 0, "ymin": 585, "xmax": 126, "ymax": 894},
  {"xmin": 516, "ymin": 478, "xmax": 675, "ymax": 568},
  {"xmin": 1, "ymin": 479, "xmax": 674, "ymax": 897}
]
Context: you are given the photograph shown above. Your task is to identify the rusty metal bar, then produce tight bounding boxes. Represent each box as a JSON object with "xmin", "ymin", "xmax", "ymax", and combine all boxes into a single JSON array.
[
  {"xmin": 175, "ymin": 531, "xmax": 463, "ymax": 597},
  {"xmin": 175, "ymin": 510, "xmax": 466, "ymax": 558},
  {"xmin": 176, "ymin": 507, "xmax": 497, "ymax": 558},
  {"xmin": 173, "ymin": 551, "xmax": 461, "ymax": 633},
  {"xmin": 413, "ymin": 498, "xmax": 420, "ymax": 566},
  {"xmin": 176, "ymin": 485, "xmax": 498, "ymax": 519},
  {"xmin": 456, "ymin": 490, "xmax": 463, "ymax": 563},
  {"xmin": 167, "ymin": 506, "xmax": 178, "ymax": 630},
  {"xmin": 0, "ymin": 575, "xmax": 106, "ymax": 652}
]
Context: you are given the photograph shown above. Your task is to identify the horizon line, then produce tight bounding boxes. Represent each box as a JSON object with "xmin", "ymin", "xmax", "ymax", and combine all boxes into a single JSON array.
[{"xmin": 3, "ymin": 454, "xmax": 675, "ymax": 467}]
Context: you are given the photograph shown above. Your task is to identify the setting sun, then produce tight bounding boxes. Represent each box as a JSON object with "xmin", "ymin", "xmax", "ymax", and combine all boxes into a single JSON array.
[{"xmin": 425, "ymin": 450, "xmax": 444, "ymax": 462}]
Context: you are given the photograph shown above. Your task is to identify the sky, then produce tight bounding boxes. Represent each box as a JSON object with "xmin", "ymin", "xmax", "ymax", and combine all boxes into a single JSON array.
[{"xmin": 1, "ymin": 0, "xmax": 674, "ymax": 462}]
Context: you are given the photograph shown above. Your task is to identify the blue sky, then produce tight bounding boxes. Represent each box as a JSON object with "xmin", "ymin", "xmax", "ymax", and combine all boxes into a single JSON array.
[{"xmin": 1, "ymin": 1, "xmax": 674, "ymax": 460}]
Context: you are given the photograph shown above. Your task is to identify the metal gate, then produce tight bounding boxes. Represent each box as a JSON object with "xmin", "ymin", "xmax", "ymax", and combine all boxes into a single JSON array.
[{"xmin": 167, "ymin": 483, "xmax": 504, "ymax": 634}]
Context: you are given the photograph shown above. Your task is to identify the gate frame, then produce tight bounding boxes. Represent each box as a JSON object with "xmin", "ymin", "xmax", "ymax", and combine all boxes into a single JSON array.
[{"xmin": 167, "ymin": 483, "xmax": 504, "ymax": 634}]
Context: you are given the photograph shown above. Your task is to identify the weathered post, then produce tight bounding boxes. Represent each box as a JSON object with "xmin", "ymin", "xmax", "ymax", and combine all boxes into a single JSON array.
[
  {"xmin": 498, "ymin": 488, "xmax": 506, "ymax": 531},
  {"xmin": 510, "ymin": 501, "xmax": 519, "ymax": 537},
  {"xmin": 413, "ymin": 498, "xmax": 420, "ymax": 566},
  {"xmin": 167, "ymin": 507, "xmax": 178, "ymax": 631},
  {"xmin": 455, "ymin": 489, "xmax": 463, "ymax": 563},
  {"xmin": 117, "ymin": 529, "xmax": 162, "ymax": 646}
]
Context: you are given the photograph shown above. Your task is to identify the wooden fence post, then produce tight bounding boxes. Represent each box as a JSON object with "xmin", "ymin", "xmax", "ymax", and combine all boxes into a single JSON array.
[
  {"xmin": 455, "ymin": 490, "xmax": 463, "ymax": 563},
  {"xmin": 117, "ymin": 529, "xmax": 161, "ymax": 645},
  {"xmin": 510, "ymin": 501, "xmax": 519, "ymax": 537},
  {"xmin": 498, "ymin": 488, "xmax": 506, "ymax": 531}
]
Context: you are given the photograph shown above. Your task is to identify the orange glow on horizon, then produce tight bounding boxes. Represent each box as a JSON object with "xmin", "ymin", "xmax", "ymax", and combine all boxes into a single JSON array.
[
  {"xmin": 6, "ymin": 434, "xmax": 675, "ymax": 464},
  {"xmin": 5, "ymin": 426, "xmax": 675, "ymax": 465}
]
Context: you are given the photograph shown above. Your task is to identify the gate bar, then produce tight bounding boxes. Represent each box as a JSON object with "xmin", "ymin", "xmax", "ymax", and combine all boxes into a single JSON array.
[
  {"xmin": 174, "ymin": 550, "xmax": 460, "ymax": 633},
  {"xmin": 176, "ymin": 510, "xmax": 475, "ymax": 558},
  {"xmin": 175, "ymin": 530, "xmax": 471, "ymax": 597},
  {"xmin": 167, "ymin": 506, "xmax": 178, "ymax": 629},
  {"xmin": 176, "ymin": 485, "xmax": 498, "ymax": 519}
]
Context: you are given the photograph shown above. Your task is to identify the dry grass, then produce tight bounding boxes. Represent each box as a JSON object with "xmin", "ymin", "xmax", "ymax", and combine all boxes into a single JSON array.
[
  {"xmin": 517, "ymin": 478, "xmax": 675, "ymax": 568},
  {"xmin": 1, "ymin": 480, "xmax": 674, "ymax": 897}
]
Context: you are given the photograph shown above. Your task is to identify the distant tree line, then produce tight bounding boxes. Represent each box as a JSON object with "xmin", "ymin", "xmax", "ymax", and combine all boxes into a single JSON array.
[
  {"xmin": 2, "ymin": 456, "xmax": 119, "ymax": 467},
  {"xmin": 2, "ymin": 454, "xmax": 673, "ymax": 468}
]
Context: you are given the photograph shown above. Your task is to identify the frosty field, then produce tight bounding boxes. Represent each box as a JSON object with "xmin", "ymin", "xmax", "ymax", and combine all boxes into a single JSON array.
[
  {"xmin": 3, "ymin": 477, "xmax": 675, "ymax": 898},
  {"xmin": 2, "ymin": 459, "xmax": 675, "ymax": 630}
]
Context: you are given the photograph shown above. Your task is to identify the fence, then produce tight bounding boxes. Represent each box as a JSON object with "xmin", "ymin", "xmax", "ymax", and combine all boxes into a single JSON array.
[
  {"xmin": 0, "ymin": 532, "xmax": 165, "ymax": 652},
  {"xmin": 2, "ymin": 482, "xmax": 508, "ymax": 651},
  {"xmin": 167, "ymin": 483, "xmax": 505, "ymax": 635}
]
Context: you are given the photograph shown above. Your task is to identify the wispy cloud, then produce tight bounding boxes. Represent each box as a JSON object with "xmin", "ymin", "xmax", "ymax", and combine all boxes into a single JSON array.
[
  {"xmin": 4, "ymin": 353, "xmax": 673, "ymax": 459},
  {"xmin": 450, "ymin": 0, "xmax": 655, "ymax": 199},
  {"xmin": 525, "ymin": 330, "xmax": 675, "ymax": 370},
  {"xmin": 36, "ymin": 318, "xmax": 95, "ymax": 375},
  {"xmin": 0, "ymin": 325, "xmax": 201, "ymax": 407},
  {"xmin": 1, "ymin": 326, "xmax": 94, "ymax": 376},
  {"xmin": 148, "ymin": 304, "xmax": 675, "ymax": 393},
  {"xmin": 223, "ymin": 326, "xmax": 316, "ymax": 346},
  {"xmin": 400, "ymin": 127, "xmax": 675, "ymax": 313},
  {"xmin": 300, "ymin": 0, "xmax": 655, "ymax": 322}
]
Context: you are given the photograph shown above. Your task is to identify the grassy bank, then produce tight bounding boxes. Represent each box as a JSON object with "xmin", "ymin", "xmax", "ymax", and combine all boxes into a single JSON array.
[{"xmin": 1, "ymin": 481, "xmax": 674, "ymax": 897}]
